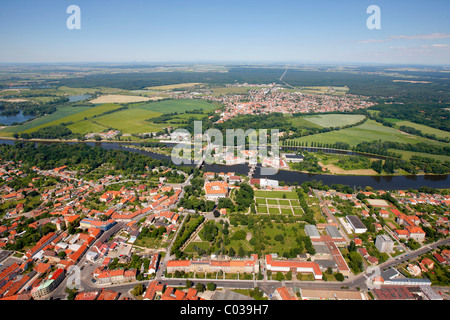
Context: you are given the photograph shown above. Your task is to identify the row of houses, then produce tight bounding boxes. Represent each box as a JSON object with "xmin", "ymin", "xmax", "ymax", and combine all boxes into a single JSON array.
[{"xmin": 166, "ymin": 254, "xmax": 259, "ymax": 274}]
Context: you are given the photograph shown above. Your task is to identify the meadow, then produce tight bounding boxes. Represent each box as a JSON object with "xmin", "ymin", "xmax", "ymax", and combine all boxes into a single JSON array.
[
  {"xmin": 0, "ymin": 106, "xmax": 91, "ymax": 136},
  {"xmin": 289, "ymin": 119, "xmax": 446, "ymax": 147},
  {"xmin": 1, "ymin": 98, "xmax": 219, "ymax": 137},
  {"xmin": 394, "ymin": 120, "xmax": 450, "ymax": 140},
  {"xmin": 302, "ymin": 114, "xmax": 366, "ymax": 128}
]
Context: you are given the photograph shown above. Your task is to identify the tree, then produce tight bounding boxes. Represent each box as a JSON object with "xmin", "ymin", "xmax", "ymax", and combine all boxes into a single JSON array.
[
  {"xmin": 275, "ymin": 272, "xmax": 285, "ymax": 281},
  {"xmin": 132, "ymin": 284, "xmax": 144, "ymax": 297},
  {"xmin": 206, "ymin": 282, "xmax": 216, "ymax": 291},
  {"xmin": 238, "ymin": 246, "xmax": 245, "ymax": 257},
  {"xmin": 335, "ymin": 273, "xmax": 345, "ymax": 282},
  {"xmin": 195, "ymin": 282, "xmax": 205, "ymax": 293}
]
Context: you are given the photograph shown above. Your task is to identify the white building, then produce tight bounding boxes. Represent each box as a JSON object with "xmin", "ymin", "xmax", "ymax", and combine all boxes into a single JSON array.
[
  {"xmin": 345, "ymin": 215, "xmax": 367, "ymax": 234},
  {"xmin": 375, "ymin": 234, "xmax": 394, "ymax": 253}
]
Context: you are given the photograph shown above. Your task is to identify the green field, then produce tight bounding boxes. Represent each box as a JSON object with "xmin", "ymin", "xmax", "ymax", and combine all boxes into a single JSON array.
[
  {"xmin": 302, "ymin": 114, "xmax": 366, "ymax": 128},
  {"xmin": 137, "ymin": 99, "xmax": 217, "ymax": 114},
  {"xmin": 0, "ymin": 106, "xmax": 91, "ymax": 136},
  {"xmin": 0, "ymin": 98, "xmax": 219, "ymax": 136},
  {"xmin": 387, "ymin": 149, "xmax": 450, "ymax": 162},
  {"xmin": 394, "ymin": 120, "xmax": 450, "ymax": 140},
  {"xmin": 22, "ymin": 103, "xmax": 122, "ymax": 134},
  {"xmin": 289, "ymin": 119, "xmax": 447, "ymax": 147},
  {"xmin": 87, "ymin": 107, "xmax": 164, "ymax": 134}
]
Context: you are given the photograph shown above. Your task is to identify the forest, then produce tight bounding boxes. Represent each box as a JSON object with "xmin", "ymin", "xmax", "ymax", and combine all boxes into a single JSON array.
[
  {"xmin": 370, "ymin": 103, "xmax": 450, "ymax": 132},
  {"xmin": 0, "ymin": 142, "xmax": 193, "ymax": 176}
]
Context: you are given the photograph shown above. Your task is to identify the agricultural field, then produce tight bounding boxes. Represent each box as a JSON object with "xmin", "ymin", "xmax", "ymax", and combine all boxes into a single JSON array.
[
  {"xmin": 85, "ymin": 107, "xmax": 164, "ymax": 134},
  {"xmin": 20, "ymin": 103, "xmax": 123, "ymax": 134},
  {"xmin": 289, "ymin": 119, "xmax": 447, "ymax": 147},
  {"xmin": 71, "ymin": 99, "xmax": 217, "ymax": 135},
  {"xmin": 0, "ymin": 98, "xmax": 219, "ymax": 137},
  {"xmin": 145, "ymin": 82, "xmax": 204, "ymax": 91},
  {"xmin": 137, "ymin": 99, "xmax": 217, "ymax": 114},
  {"xmin": 387, "ymin": 149, "xmax": 450, "ymax": 162},
  {"xmin": 89, "ymin": 94, "xmax": 152, "ymax": 104},
  {"xmin": 394, "ymin": 120, "xmax": 450, "ymax": 140},
  {"xmin": 0, "ymin": 105, "xmax": 92, "ymax": 136},
  {"xmin": 302, "ymin": 114, "xmax": 366, "ymax": 128}
]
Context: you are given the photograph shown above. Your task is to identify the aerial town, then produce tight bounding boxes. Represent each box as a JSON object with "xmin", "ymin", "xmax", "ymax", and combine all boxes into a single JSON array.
[
  {"xmin": 0, "ymin": 1, "xmax": 449, "ymax": 310},
  {"xmin": 0, "ymin": 152, "xmax": 448, "ymax": 301}
]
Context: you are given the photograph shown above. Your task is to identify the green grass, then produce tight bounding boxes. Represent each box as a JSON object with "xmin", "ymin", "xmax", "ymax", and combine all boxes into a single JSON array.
[
  {"xmin": 387, "ymin": 149, "xmax": 450, "ymax": 162},
  {"xmin": 92, "ymin": 107, "xmax": 165, "ymax": 134},
  {"xmin": 302, "ymin": 114, "xmax": 366, "ymax": 128},
  {"xmin": 287, "ymin": 115, "xmax": 323, "ymax": 129},
  {"xmin": 394, "ymin": 120, "xmax": 450, "ymax": 140},
  {"xmin": 21, "ymin": 103, "xmax": 123, "ymax": 134},
  {"xmin": 67, "ymin": 120, "xmax": 108, "ymax": 134},
  {"xmin": 137, "ymin": 99, "xmax": 217, "ymax": 114},
  {"xmin": 289, "ymin": 119, "xmax": 447, "ymax": 147},
  {"xmin": 254, "ymin": 190, "xmax": 298, "ymax": 199},
  {"xmin": 257, "ymin": 205, "xmax": 268, "ymax": 213},
  {"xmin": 0, "ymin": 106, "xmax": 91, "ymax": 136}
]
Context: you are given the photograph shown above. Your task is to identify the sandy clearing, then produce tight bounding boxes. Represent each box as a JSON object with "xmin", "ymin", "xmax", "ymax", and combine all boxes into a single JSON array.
[{"xmin": 89, "ymin": 94, "xmax": 152, "ymax": 104}]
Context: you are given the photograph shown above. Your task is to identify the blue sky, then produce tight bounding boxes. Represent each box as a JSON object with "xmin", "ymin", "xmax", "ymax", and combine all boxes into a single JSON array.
[{"xmin": 0, "ymin": 0, "xmax": 449, "ymax": 64}]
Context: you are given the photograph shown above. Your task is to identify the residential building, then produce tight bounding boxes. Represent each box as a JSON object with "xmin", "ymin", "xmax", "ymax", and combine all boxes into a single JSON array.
[{"xmin": 375, "ymin": 234, "xmax": 394, "ymax": 253}]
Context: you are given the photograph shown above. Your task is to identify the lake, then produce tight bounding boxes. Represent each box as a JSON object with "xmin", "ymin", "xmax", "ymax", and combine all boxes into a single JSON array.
[
  {"xmin": 0, "ymin": 111, "xmax": 34, "ymax": 125},
  {"xmin": 68, "ymin": 94, "xmax": 92, "ymax": 102}
]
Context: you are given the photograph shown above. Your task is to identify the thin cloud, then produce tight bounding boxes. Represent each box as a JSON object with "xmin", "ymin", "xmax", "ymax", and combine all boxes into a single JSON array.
[
  {"xmin": 356, "ymin": 32, "xmax": 450, "ymax": 44},
  {"xmin": 390, "ymin": 33, "xmax": 450, "ymax": 40}
]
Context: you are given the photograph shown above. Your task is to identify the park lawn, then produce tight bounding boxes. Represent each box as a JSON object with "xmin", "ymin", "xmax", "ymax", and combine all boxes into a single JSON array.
[
  {"xmin": 184, "ymin": 241, "xmax": 210, "ymax": 254},
  {"xmin": 280, "ymin": 208, "xmax": 294, "ymax": 215},
  {"xmin": 257, "ymin": 205, "xmax": 268, "ymax": 214},
  {"xmin": 261, "ymin": 223, "xmax": 301, "ymax": 253},
  {"xmin": 289, "ymin": 119, "xmax": 447, "ymax": 147},
  {"xmin": 254, "ymin": 190, "xmax": 298, "ymax": 199},
  {"xmin": 303, "ymin": 114, "xmax": 366, "ymax": 128},
  {"xmin": 0, "ymin": 105, "xmax": 92, "ymax": 136},
  {"xmin": 266, "ymin": 199, "xmax": 279, "ymax": 205},
  {"xmin": 255, "ymin": 198, "xmax": 267, "ymax": 205},
  {"xmin": 278, "ymin": 199, "xmax": 291, "ymax": 206},
  {"xmin": 268, "ymin": 207, "xmax": 280, "ymax": 214}
]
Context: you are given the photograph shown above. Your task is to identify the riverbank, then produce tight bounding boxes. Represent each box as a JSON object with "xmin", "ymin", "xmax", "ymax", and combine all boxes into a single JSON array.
[{"xmin": 0, "ymin": 137, "xmax": 448, "ymax": 189}]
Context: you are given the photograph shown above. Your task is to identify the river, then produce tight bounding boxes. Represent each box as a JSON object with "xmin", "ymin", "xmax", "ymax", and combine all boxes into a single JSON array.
[{"xmin": 0, "ymin": 139, "xmax": 448, "ymax": 190}]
